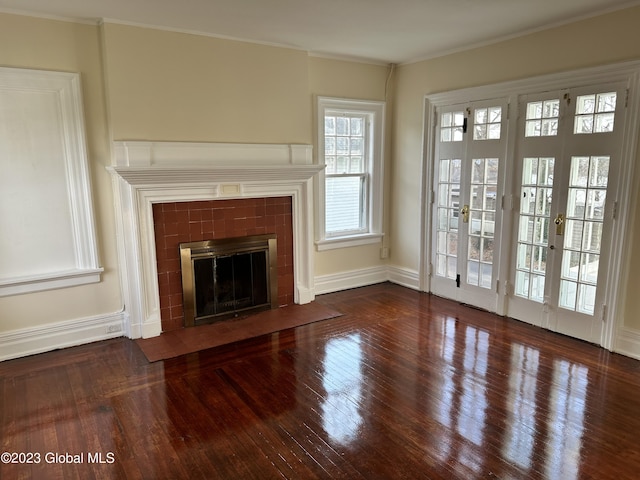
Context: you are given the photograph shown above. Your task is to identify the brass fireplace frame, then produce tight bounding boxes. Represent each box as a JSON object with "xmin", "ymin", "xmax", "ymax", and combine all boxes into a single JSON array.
[{"xmin": 179, "ymin": 234, "xmax": 278, "ymax": 327}]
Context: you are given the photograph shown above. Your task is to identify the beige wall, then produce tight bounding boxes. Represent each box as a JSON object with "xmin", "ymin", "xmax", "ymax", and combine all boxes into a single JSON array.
[
  {"xmin": 101, "ymin": 23, "xmax": 311, "ymax": 144},
  {"xmin": 391, "ymin": 6, "xmax": 640, "ymax": 329}
]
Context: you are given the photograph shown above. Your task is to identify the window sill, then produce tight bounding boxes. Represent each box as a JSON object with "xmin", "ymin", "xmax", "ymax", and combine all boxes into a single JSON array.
[
  {"xmin": 315, "ymin": 233, "xmax": 383, "ymax": 251},
  {"xmin": 0, "ymin": 268, "xmax": 104, "ymax": 297}
]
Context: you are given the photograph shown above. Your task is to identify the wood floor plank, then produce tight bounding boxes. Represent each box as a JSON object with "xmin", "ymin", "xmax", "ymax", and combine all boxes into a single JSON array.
[{"xmin": 3, "ymin": 283, "xmax": 640, "ymax": 479}]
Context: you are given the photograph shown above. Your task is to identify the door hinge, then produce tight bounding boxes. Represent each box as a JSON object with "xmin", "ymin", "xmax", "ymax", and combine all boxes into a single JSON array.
[
  {"xmin": 612, "ymin": 200, "xmax": 618, "ymax": 220},
  {"xmin": 502, "ymin": 194, "xmax": 513, "ymax": 211},
  {"xmin": 601, "ymin": 304, "xmax": 607, "ymax": 322},
  {"xmin": 625, "ymin": 89, "xmax": 629, "ymax": 108},
  {"xmin": 430, "ymin": 190, "xmax": 435, "ymax": 205},
  {"xmin": 456, "ymin": 274, "xmax": 461, "ymax": 288}
]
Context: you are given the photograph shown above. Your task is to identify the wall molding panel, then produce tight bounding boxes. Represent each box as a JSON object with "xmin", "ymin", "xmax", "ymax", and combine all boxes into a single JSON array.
[{"xmin": 0, "ymin": 67, "xmax": 102, "ymax": 297}]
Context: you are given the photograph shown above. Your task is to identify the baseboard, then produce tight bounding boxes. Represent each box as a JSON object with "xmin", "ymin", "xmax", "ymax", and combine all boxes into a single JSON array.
[
  {"xmin": 386, "ymin": 265, "xmax": 421, "ymax": 290},
  {"xmin": 0, "ymin": 311, "xmax": 126, "ymax": 362},
  {"xmin": 1, "ymin": 264, "xmax": 420, "ymax": 361},
  {"xmin": 614, "ymin": 327, "xmax": 640, "ymax": 361},
  {"xmin": 314, "ymin": 266, "xmax": 388, "ymax": 295}
]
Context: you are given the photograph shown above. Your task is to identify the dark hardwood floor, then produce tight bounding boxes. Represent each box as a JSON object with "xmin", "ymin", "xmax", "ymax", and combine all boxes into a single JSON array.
[{"xmin": 2, "ymin": 282, "xmax": 640, "ymax": 479}]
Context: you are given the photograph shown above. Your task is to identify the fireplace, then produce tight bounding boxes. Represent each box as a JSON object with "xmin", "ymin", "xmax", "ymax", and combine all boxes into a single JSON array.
[
  {"xmin": 180, "ymin": 234, "xmax": 278, "ymax": 326},
  {"xmin": 153, "ymin": 197, "xmax": 294, "ymax": 332},
  {"xmin": 107, "ymin": 141, "xmax": 322, "ymax": 339}
]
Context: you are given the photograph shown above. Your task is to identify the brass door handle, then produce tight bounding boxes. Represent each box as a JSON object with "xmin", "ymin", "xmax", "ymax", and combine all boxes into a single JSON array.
[
  {"xmin": 460, "ymin": 204, "xmax": 470, "ymax": 223},
  {"xmin": 554, "ymin": 213, "xmax": 565, "ymax": 235}
]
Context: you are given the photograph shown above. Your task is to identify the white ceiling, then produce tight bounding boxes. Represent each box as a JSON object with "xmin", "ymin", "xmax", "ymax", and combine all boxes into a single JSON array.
[{"xmin": 2, "ymin": 0, "xmax": 640, "ymax": 64}]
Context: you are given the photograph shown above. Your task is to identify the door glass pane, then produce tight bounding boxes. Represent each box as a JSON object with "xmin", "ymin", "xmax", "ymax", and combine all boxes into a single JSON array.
[
  {"xmin": 474, "ymin": 106, "xmax": 502, "ymax": 140},
  {"xmin": 467, "ymin": 158, "xmax": 498, "ymax": 288},
  {"xmin": 525, "ymin": 100, "xmax": 559, "ymax": 137},
  {"xmin": 441, "ymin": 112, "xmax": 464, "ymax": 142},
  {"xmin": 515, "ymin": 157, "xmax": 554, "ymax": 302},
  {"xmin": 558, "ymin": 156, "xmax": 609, "ymax": 314},
  {"xmin": 574, "ymin": 92, "xmax": 617, "ymax": 134},
  {"xmin": 436, "ymin": 158, "xmax": 460, "ymax": 280}
]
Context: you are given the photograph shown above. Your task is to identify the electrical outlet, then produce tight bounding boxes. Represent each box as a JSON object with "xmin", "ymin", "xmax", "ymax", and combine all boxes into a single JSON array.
[{"xmin": 380, "ymin": 247, "xmax": 389, "ymax": 259}]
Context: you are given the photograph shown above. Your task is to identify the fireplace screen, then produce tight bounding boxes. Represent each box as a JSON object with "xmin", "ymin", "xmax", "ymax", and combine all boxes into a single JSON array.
[{"xmin": 179, "ymin": 234, "xmax": 278, "ymax": 326}]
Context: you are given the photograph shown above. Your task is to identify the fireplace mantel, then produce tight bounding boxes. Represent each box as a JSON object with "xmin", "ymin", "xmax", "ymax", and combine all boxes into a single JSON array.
[{"xmin": 108, "ymin": 141, "xmax": 322, "ymax": 339}]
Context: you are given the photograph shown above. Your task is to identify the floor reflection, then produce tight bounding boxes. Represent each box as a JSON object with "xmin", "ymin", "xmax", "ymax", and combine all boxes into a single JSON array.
[
  {"xmin": 429, "ymin": 314, "xmax": 589, "ymax": 478},
  {"xmin": 503, "ymin": 343, "xmax": 539, "ymax": 470},
  {"xmin": 320, "ymin": 333, "xmax": 364, "ymax": 446},
  {"xmin": 458, "ymin": 325, "xmax": 489, "ymax": 448},
  {"xmin": 545, "ymin": 360, "xmax": 588, "ymax": 480}
]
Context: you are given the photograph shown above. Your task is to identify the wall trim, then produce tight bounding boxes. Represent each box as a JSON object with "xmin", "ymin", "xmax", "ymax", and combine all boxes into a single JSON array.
[
  {"xmin": 615, "ymin": 327, "xmax": 640, "ymax": 361},
  {"xmin": 314, "ymin": 266, "xmax": 388, "ymax": 295},
  {"xmin": 387, "ymin": 265, "xmax": 421, "ymax": 291},
  {"xmin": 0, "ymin": 310, "xmax": 125, "ymax": 362}
]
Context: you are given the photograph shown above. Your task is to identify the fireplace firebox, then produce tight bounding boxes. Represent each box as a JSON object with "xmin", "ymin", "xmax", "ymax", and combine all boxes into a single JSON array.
[{"xmin": 179, "ymin": 234, "xmax": 278, "ymax": 326}]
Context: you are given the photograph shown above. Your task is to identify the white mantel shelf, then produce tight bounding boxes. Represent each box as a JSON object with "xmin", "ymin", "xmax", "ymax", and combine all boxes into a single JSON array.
[
  {"xmin": 108, "ymin": 141, "xmax": 321, "ymax": 340},
  {"xmin": 108, "ymin": 164, "xmax": 323, "ymax": 185}
]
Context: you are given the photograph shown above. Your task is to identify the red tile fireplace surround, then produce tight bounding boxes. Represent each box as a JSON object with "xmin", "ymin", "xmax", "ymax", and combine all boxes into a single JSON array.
[{"xmin": 153, "ymin": 197, "xmax": 294, "ymax": 332}]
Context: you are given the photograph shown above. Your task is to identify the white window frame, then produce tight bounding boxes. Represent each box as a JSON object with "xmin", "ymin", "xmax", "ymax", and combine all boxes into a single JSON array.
[{"xmin": 315, "ymin": 97, "xmax": 385, "ymax": 251}]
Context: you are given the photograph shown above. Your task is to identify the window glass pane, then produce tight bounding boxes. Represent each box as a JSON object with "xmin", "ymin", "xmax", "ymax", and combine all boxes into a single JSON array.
[
  {"xmin": 336, "ymin": 117, "xmax": 349, "ymax": 135},
  {"xmin": 515, "ymin": 157, "xmax": 553, "ymax": 302},
  {"xmin": 441, "ymin": 111, "xmax": 465, "ymax": 142},
  {"xmin": 325, "ymin": 117, "xmax": 336, "ymax": 135},
  {"xmin": 525, "ymin": 99, "xmax": 559, "ymax": 137},
  {"xmin": 489, "ymin": 107, "xmax": 502, "ymax": 123},
  {"xmin": 350, "ymin": 117, "xmax": 364, "ymax": 136},
  {"xmin": 576, "ymin": 95, "xmax": 595, "ymax": 114},
  {"xmin": 436, "ymin": 156, "xmax": 460, "ymax": 280},
  {"xmin": 574, "ymin": 92, "xmax": 616, "ymax": 134},
  {"xmin": 594, "ymin": 113, "xmax": 615, "ymax": 133},
  {"xmin": 325, "ymin": 176, "xmax": 364, "ymax": 235},
  {"xmin": 589, "ymin": 157, "xmax": 609, "ymax": 187},
  {"xmin": 325, "ymin": 156, "xmax": 336, "ymax": 174},
  {"xmin": 467, "ymin": 157, "xmax": 499, "ymax": 289},
  {"xmin": 527, "ymin": 102, "xmax": 542, "ymax": 119},
  {"xmin": 559, "ymin": 156, "xmax": 610, "ymax": 315},
  {"xmin": 597, "ymin": 92, "xmax": 616, "ymax": 112},
  {"xmin": 349, "ymin": 156, "xmax": 363, "ymax": 173},
  {"xmin": 336, "ymin": 137, "xmax": 349, "ymax": 155},
  {"xmin": 336, "ymin": 156, "xmax": 348, "ymax": 173},
  {"xmin": 350, "ymin": 137, "xmax": 363, "ymax": 156},
  {"xmin": 473, "ymin": 106, "xmax": 501, "ymax": 140}
]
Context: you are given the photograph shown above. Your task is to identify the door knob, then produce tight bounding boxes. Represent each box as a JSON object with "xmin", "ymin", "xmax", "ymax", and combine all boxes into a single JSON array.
[{"xmin": 460, "ymin": 204, "xmax": 470, "ymax": 223}]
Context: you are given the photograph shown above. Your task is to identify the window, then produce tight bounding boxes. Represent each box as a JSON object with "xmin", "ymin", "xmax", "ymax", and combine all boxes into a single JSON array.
[{"xmin": 316, "ymin": 97, "xmax": 385, "ymax": 250}]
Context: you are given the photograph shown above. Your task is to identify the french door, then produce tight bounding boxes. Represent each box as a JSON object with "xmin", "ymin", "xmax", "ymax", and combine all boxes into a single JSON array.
[
  {"xmin": 506, "ymin": 82, "xmax": 627, "ymax": 343},
  {"xmin": 430, "ymin": 99, "xmax": 509, "ymax": 312}
]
